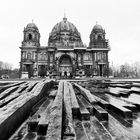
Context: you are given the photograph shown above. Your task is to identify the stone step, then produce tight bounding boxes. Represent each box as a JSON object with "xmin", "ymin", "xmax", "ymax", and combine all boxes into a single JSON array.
[
  {"xmin": 109, "ymin": 103, "xmax": 132, "ymax": 118},
  {"xmin": 28, "ymin": 98, "xmax": 51, "ymax": 132},
  {"xmin": 77, "ymin": 95, "xmax": 90, "ymax": 120},
  {"xmin": 69, "ymin": 83, "xmax": 80, "ymax": 119},
  {"xmin": 93, "ymin": 95, "xmax": 110, "ymax": 109},
  {"xmin": 37, "ymin": 99, "xmax": 53, "ymax": 135},
  {"xmin": 78, "ymin": 95, "xmax": 92, "ymax": 113},
  {"xmin": 74, "ymin": 83, "xmax": 97, "ymax": 105},
  {"xmin": 92, "ymin": 104, "xmax": 108, "ymax": 121}
]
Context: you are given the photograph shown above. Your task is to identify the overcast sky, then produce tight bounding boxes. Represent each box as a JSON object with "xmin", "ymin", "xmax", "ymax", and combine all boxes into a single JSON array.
[{"xmin": 0, "ymin": 0, "xmax": 140, "ymax": 68}]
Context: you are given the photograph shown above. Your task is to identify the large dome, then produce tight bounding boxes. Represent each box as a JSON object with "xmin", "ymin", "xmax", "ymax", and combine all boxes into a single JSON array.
[{"xmin": 48, "ymin": 17, "xmax": 81, "ymax": 43}]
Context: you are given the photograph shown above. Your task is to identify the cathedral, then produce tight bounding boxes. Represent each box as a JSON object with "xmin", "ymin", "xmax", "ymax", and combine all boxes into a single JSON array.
[{"xmin": 19, "ymin": 16, "xmax": 110, "ymax": 78}]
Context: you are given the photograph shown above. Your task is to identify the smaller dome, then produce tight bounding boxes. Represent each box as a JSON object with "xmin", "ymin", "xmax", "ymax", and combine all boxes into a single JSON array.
[
  {"xmin": 26, "ymin": 22, "xmax": 38, "ymax": 30},
  {"xmin": 93, "ymin": 24, "xmax": 103, "ymax": 30}
]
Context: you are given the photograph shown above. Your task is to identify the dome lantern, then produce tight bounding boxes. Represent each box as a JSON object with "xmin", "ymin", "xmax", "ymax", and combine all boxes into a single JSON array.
[{"xmin": 63, "ymin": 12, "xmax": 67, "ymax": 23}]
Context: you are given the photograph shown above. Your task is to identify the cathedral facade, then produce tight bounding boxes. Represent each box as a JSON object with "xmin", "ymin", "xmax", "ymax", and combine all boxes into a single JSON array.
[{"xmin": 20, "ymin": 16, "xmax": 110, "ymax": 78}]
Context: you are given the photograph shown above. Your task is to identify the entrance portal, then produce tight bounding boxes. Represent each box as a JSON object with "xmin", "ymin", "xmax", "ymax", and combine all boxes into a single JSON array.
[
  {"xmin": 64, "ymin": 71, "xmax": 67, "ymax": 77},
  {"xmin": 25, "ymin": 64, "xmax": 33, "ymax": 78},
  {"xmin": 38, "ymin": 65, "xmax": 46, "ymax": 77},
  {"xmin": 99, "ymin": 64, "xmax": 104, "ymax": 76},
  {"xmin": 59, "ymin": 54, "xmax": 72, "ymax": 78}
]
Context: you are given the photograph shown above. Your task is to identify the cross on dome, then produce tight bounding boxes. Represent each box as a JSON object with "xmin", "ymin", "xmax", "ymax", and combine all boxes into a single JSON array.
[{"xmin": 63, "ymin": 10, "xmax": 67, "ymax": 22}]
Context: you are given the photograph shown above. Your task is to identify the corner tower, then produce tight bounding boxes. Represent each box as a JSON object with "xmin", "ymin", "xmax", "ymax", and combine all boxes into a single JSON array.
[
  {"xmin": 89, "ymin": 23, "xmax": 110, "ymax": 77},
  {"xmin": 22, "ymin": 22, "xmax": 40, "ymax": 47},
  {"xmin": 20, "ymin": 22, "xmax": 40, "ymax": 78}
]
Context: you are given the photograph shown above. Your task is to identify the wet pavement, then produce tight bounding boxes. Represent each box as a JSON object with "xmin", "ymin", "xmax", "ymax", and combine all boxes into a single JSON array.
[{"xmin": 0, "ymin": 79, "xmax": 140, "ymax": 139}]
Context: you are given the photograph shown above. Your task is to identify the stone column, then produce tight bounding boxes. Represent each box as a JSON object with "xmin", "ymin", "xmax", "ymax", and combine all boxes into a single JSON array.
[
  {"xmin": 76, "ymin": 52, "xmax": 78, "ymax": 68},
  {"xmin": 56, "ymin": 59, "xmax": 59, "ymax": 76},
  {"xmin": 35, "ymin": 52, "xmax": 39, "ymax": 77},
  {"xmin": 20, "ymin": 51, "xmax": 23, "ymax": 74},
  {"xmin": 81, "ymin": 52, "xmax": 84, "ymax": 66},
  {"xmin": 48, "ymin": 52, "xmax": 50, "ymax": 67},
  {"xmin": 53, "ymin": 52, "xmax": 55, "ymax": 69},
  {"xmin": 92, "ymin": 52, "xmax": 95, "ymax": 75},
  {"xmin": 106, "ymin": 52, "xmax": 109, "ymax": 77}
]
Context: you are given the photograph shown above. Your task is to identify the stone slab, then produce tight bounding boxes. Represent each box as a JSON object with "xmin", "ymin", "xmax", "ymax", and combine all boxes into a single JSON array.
[
  {"xmin": 78, "ymin": 95, "xmax": 92, "ymax": 112},
  {"xmin": 74, "ymin": 83, "xmax": 97, "ymax": 105},
  {"xmin": 0, "ymin": 80, "xmax": 54, "ymax": 140},
  {"xmin": 93, "ymin": 95, "xmax": 110, "ymax": 109},
  {"xmin": 110, "ymin": 103, "xmax": 132, "ymax": 118},
  {"xmin": 0, "ymin": 86, "xmax": 19, "ymax": 100},
  {"xmin": 69, "ymin": 83, "xmax": 80, "ymax": 119},
  {"xmin": 73, "ymin": 119, "xmax": 89, "ymax": 140},
  {"xmin": 77, "ymin": 95, "xmax": 90, "ymax": 120},
  {"xmin": 37, "ymin": 99, "xmax": 53, "ymax": 135},
  {"xmin": 45, "ymin": 81, "xmax": 63, "ymax": 140},
  {"xmin": 92, "ymin": 104, "xmax": 108, "ymax": 121},
  {"xmin": 63, "ymin": 82, "xmax": 75, "ymax": 137}
]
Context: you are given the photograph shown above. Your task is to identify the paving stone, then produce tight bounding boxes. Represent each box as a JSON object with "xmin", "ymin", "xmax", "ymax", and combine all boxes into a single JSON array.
[
  {"xmin": 73, "ymin": 119, "xmax": 89, "ymax": 140},
  {"xmin": 90, "ymin": 116, "xmax": 112, "ymax": 140},
  {"xmin": 102, "ymin": 114, "xmax": 138, "ymax": 140},
  {"xmin": 82, "ymin": 121, "xmax": 101, "ymax": 140}
]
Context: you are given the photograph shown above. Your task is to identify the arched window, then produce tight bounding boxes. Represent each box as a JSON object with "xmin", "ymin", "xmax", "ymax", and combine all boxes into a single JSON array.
[
  {"xmin": 43, "ymin": 53, "xmax": 47, "ymax": 60},
  {"xmin": 27, "ymin": 52, "xmax": 31, "ymax": 60},
  {"xmin": 28, "ymin": 34, "xmax": 32, "ymax": 40},
  {"xmin": 84, "ymin": 53, "xmax": 91, "ymax": 60},
  {"xmin": 98, "ymin": 35, "xmax": 102, "ymax": 40}
]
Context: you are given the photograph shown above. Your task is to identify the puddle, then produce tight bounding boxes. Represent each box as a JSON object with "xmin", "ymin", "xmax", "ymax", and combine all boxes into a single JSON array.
[{"xmin": 121, "ymin": 93, "xmax": 140, "ymax": 105}]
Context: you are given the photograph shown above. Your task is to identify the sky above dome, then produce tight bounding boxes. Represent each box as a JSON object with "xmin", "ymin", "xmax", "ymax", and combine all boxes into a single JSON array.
[{"xmin": 0, "ymin": 0, "xmax": 140, "ymax": 68}]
